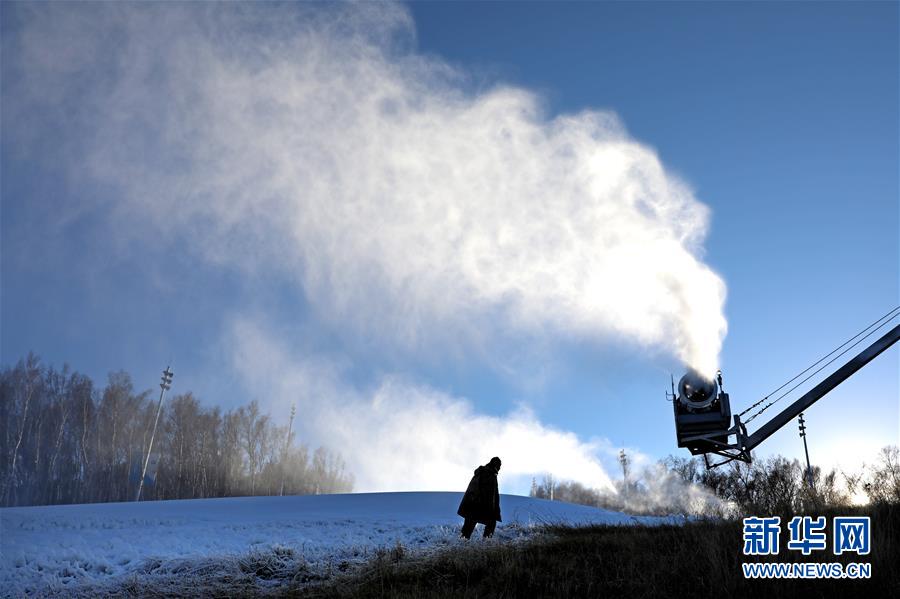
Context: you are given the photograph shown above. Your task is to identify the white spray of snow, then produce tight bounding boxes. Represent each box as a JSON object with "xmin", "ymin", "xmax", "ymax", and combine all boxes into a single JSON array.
[
  {"xmin": 6, "ymin": 2, "xmax": 727, "ymax": 374},
  {"xmin": 228, "ymin": 318, "xmax": 616, "ymax": 494},
  {"xmin": 4, "ymin": 3, "xmax": 728, "ymax": 503}
]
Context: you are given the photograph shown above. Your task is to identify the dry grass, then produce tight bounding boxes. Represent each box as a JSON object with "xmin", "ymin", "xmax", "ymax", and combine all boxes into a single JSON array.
[{"xmin": 296, "ymin": 503, "xmax": 898, "ymax": 599}]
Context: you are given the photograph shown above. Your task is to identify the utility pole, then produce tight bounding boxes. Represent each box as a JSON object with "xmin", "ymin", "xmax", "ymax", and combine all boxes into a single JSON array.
[
  {"xmin": 798, "ymin": 413, "xmax": 813, "ymax": 490},
  {"xmin": 279, "ymin": 403, "xmax": 296, "ymax": 497},
  {"xmin": 136, "ymin": 366, "xmax": 173, "ymax": 501},
  {"xmin": 619, "ymin": 448, "xmax": 629, "ymax": 486}
]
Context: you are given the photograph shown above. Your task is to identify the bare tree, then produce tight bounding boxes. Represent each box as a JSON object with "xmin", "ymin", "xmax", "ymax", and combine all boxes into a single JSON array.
[
  {"xmin": 863, "ymin": 445, "xmax": 900, "ymax": 504},
  {"xmin": 237, "ymin": 401, "xmax": 271, "ymax": 495},
  {"xmin": 1, "ymin": 354, "xmax": 42, "ymax": 504}
]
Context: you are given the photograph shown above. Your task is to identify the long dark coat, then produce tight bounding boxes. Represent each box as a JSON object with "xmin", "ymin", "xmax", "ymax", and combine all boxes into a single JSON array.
[{"xmin": 457, "ymin": 465, "xmax": 501, "ymax": 524}]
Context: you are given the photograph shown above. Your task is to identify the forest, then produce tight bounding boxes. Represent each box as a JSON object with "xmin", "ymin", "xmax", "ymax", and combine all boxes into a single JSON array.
[{"xmin": 0, "ymin": 353, "xmax": 353, "ymax": 508}]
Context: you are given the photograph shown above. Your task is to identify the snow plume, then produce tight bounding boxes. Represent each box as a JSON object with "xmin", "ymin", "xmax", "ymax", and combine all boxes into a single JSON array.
[
  {"xmin": 612, "ymin": 463, "xmax": 734, "ymax": 517},
  {"xmin": 6, "ymin": 2, "xmax": 726, "ymax": 374},
  {"xmin": 229, "ymin": 317, "xmax": 730, "ymax": 512},
  {"xmin": 536, "ymin": 455, "xmax": 733, "ymax": 516},
  {"xmin": 228, "ymin": 318, "xmax": 615, "ymax": 494}
]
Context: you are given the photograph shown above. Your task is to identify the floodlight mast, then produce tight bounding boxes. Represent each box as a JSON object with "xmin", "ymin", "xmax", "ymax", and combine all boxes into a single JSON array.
[
  {"xmin": 674, "ymin": 323, "xmax": 900, "ymax": 467},
  {"xmin": 136, "ymin": 366, "xmax": 174, "ymax": 501}
]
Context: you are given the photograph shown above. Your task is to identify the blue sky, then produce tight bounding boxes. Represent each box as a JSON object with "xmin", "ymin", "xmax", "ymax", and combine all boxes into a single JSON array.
[{"xmin": 2, "ymin": 2, "xmax": 897, "ymax": 493}]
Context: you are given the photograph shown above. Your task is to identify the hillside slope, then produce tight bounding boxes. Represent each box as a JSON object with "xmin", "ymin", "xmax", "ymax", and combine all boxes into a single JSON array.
[{"xmin": 1, "ymin": 492, "xmax": 676, "ymax": 596}]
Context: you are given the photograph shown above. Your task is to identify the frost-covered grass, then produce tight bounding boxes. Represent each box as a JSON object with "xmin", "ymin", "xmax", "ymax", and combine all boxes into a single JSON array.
[
  {"xmin": 0, "ymin": 492, "xmax": 674, "ymax": 597},
  {"xmin": 56, "ymin": 545, "xmax": 326, "ymax": 598},
  {"xmin": 7, "ymin": 493, "xmax": 894, "ymax": 597},
  {"xmin": 59, "ymin": 524, "xmax": 544, "ymax": 598}
]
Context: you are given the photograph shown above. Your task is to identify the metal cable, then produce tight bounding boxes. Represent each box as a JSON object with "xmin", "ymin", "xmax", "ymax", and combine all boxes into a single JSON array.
[
  {"xmin": 743, "ymin": 314, "xmax": 898, "ymax": 424},
  {"xmin": 738, "ymin": 306, "xmax": 900, "ymax": 419}
]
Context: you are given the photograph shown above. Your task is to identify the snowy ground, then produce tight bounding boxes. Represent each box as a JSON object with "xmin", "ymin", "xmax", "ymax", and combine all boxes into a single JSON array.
[{"xmin": 1, "ymin": 492, "xmax": 679, "ymax": 597}]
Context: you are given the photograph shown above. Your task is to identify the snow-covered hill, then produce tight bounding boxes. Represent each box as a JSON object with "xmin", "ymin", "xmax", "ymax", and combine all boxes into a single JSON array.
[{"xmin": 1, "ymin": 492, "xmax": 679, "ymax": 596}]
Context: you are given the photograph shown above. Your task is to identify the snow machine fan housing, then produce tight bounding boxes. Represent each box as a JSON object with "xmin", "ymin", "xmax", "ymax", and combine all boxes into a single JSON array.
[
  {"xmin": 673, "ymin": 369, "xmax": 732, "ymax": 455},
  {"xmin": 677, "ymin": 371, "xmax": 719, "ymax": 412}
]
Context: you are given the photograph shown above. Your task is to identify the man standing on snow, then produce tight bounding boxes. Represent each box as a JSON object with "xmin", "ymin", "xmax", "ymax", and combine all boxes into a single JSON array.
[{"xmin": 457, "ymin": 456, "xmax": 502, "ymax": 539}]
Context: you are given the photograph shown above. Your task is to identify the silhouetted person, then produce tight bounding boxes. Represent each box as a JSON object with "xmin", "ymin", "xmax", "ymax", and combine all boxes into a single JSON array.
[{"xmin": 458, "ymin": 457, "xmax": 502, "ymax": 539}]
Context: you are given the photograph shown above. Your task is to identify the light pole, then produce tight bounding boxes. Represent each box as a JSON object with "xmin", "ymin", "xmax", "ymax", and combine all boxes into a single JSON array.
[
  {"xmin": 279, "ymin": 403, "xmax": 296, "ymax": 497},
  {"xmin": 136, "ymin": 366, "xmax": 174, "ymax": 501},
  {"xmin": 798, "ymin": 413, "xmax": 813, "ymax": 490}
]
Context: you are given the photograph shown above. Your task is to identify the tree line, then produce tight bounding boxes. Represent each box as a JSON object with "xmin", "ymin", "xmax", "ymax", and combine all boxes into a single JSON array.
[
  {"xmin": 0, "ymin": 353, "xmax": 353, "ymax": 508},
  {"xmin": 530, "ymin": 446, "xmax": 900, "ymax": 517},
  {"xmin": 662, "ymin": 448, "xmax": 900, "ymax": 514}
]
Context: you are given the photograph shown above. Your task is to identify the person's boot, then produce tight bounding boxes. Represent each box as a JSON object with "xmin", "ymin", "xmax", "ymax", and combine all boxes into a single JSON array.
[{"xmin": 483, "ymin": 521, "xmax": 496, "ymax": 538}]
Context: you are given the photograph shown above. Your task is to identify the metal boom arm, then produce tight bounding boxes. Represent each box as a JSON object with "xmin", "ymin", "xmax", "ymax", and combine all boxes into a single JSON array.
[{"xmin": 744, "ymin": 323, "xmax": 900, "ymax": 452}]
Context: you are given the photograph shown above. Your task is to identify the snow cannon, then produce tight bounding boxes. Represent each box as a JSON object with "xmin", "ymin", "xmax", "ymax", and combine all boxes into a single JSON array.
[
  {"xmin": 673, "ymin": 369, "xmax": 732, "ymax": 455},
  {"xmin": 667, "ymin": 317, "xmax": 899, "ymax": 468}
]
